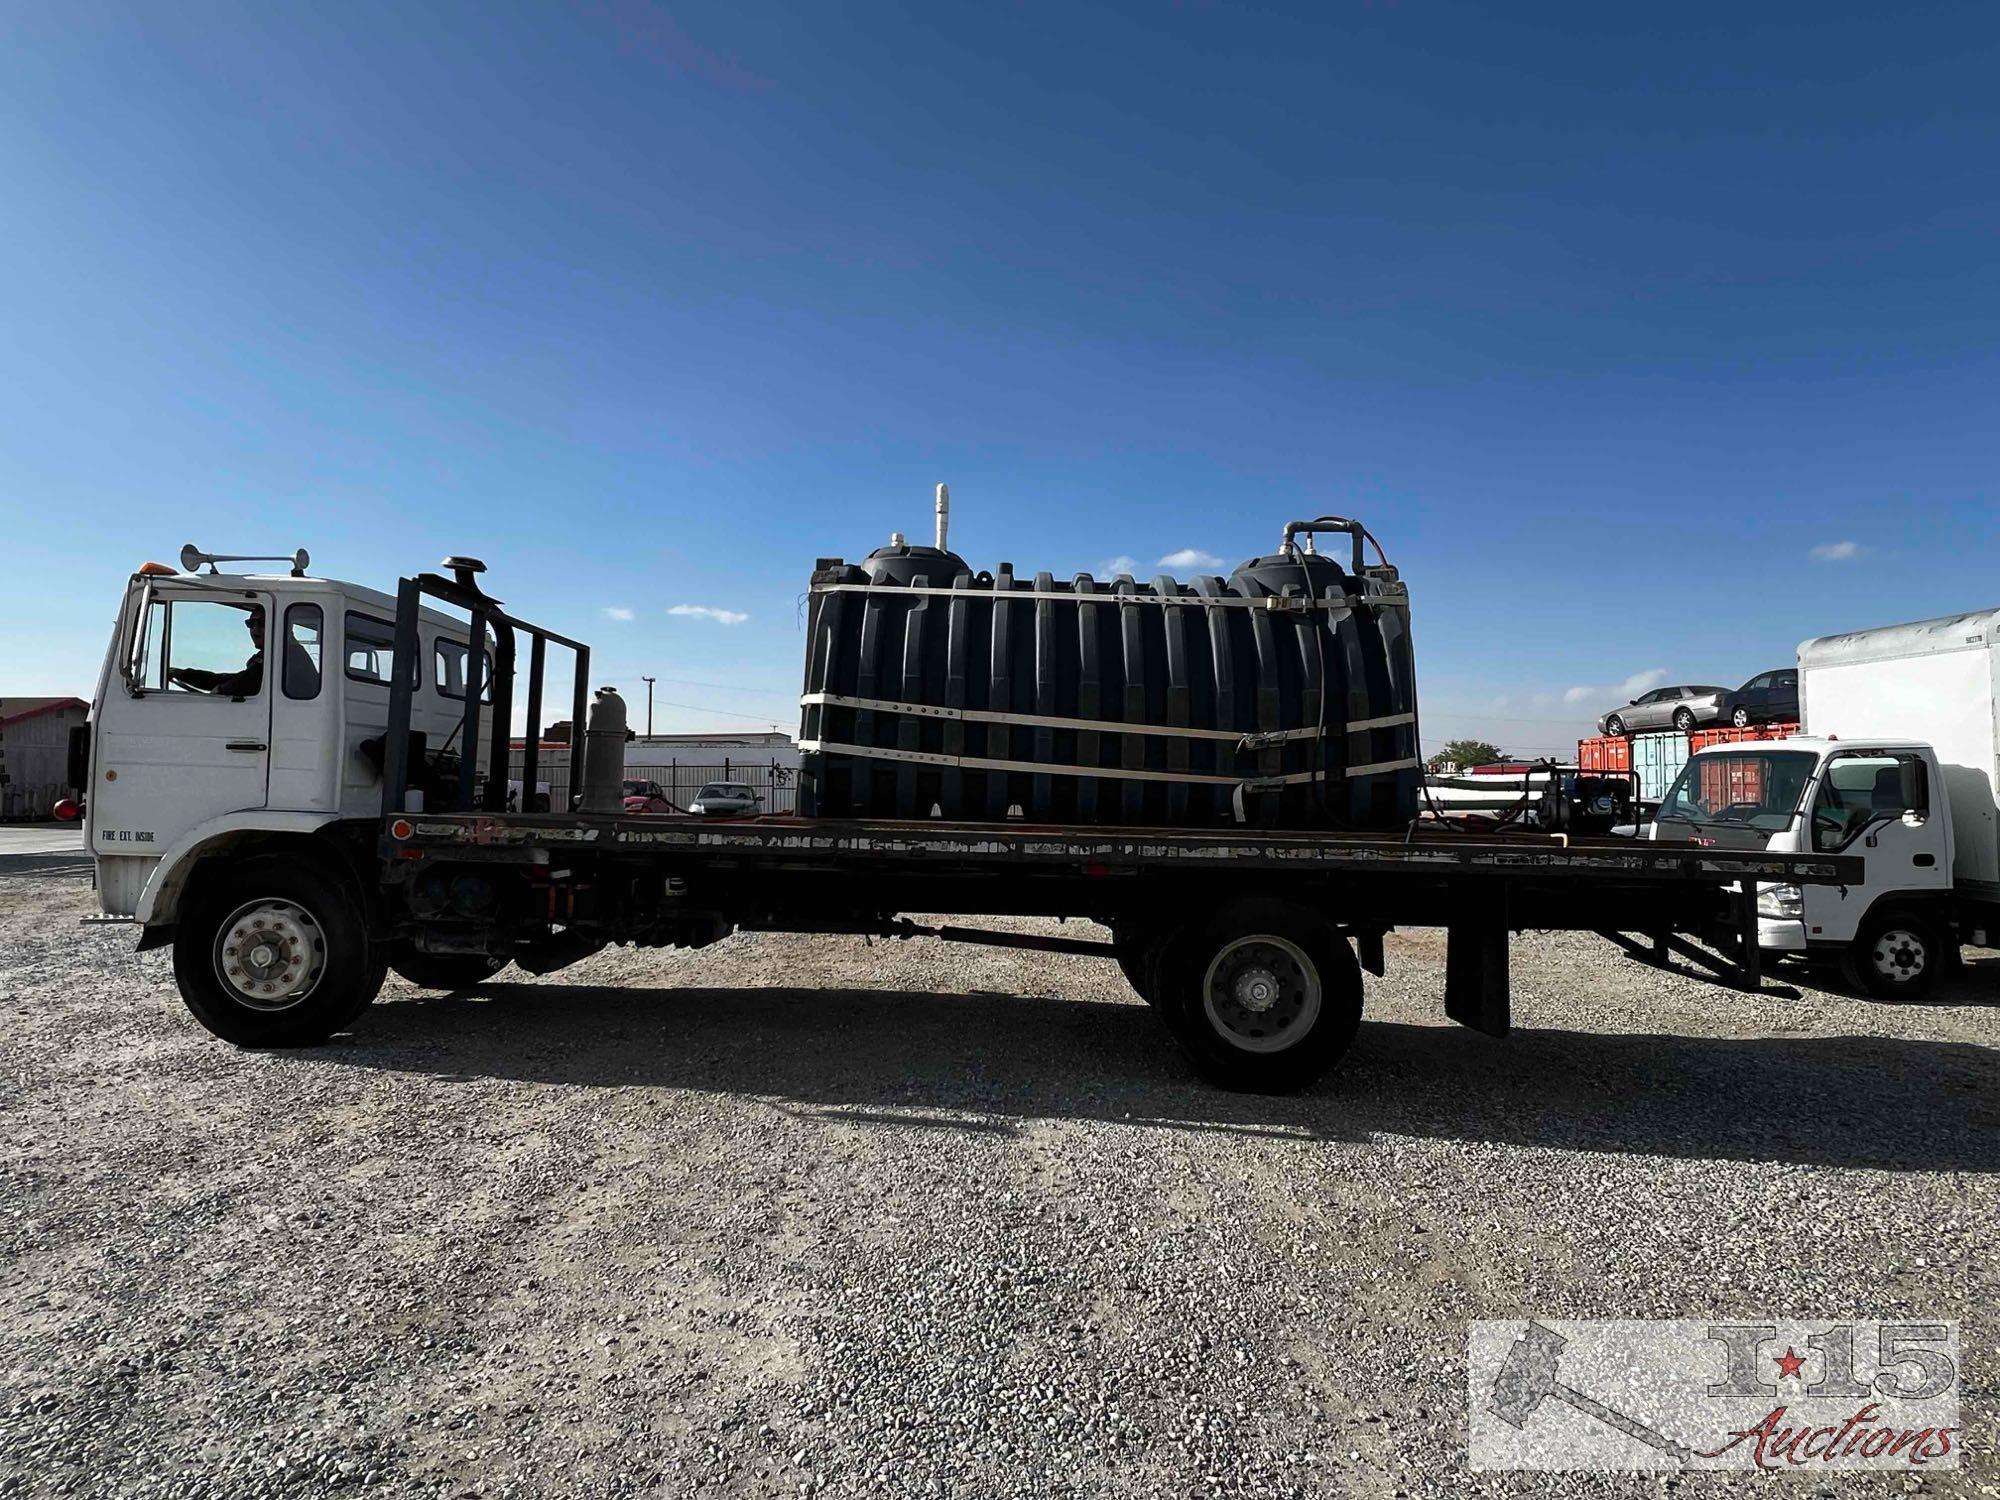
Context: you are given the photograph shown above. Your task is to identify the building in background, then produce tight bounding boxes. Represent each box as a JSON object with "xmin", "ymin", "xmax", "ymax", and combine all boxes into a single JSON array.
[{"xmin": 0, "ymin": 697, "xmax": 88, "ymax": 820}]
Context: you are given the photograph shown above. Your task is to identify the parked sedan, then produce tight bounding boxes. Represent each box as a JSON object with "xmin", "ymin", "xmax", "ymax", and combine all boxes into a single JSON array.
[
  {"xmin": 1597, "ymin": 684, "xmax": 1731, "ymax": 736},
  {"xmin": 621, "ymin": 778, "xmax": 680, "ymax": 814},
  {"xmin": 1718, "ymin": 668, "xmax": 1799, "ymax": 729},
  {"xmin": 687, "ymin": 781, "xmax": 762, "ymax": 816}
]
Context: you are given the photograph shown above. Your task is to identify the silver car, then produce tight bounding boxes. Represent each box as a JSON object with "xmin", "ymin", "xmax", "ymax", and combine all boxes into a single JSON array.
[
  {"xmin": 1597, "ymin": 684, "xmax": 1729, "ymax": 737},
  {"xmin": 687, "ymin": 781, "xmax": 762, "ymax": 816}
]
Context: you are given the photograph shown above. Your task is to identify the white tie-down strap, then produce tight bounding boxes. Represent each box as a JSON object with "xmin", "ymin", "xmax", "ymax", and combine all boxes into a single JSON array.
[
  {"xmin": 809, "ymin": 582, "xmax": 1408, "ymax": 612},
  {"xmin": 799, "ymin": 690, "xmax": 1414, "ymax": 752},
  {"xmin": 796, "ymin": 737, "xmax": 1420, "ymax": 788}
]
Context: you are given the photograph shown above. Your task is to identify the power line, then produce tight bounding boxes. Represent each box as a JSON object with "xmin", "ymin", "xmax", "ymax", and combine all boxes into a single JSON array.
[
  {"xmin": 648, "ymin": 698, "xmax": 788, "ymax": 726},
  {"xmin": 643, "ymin": 675, "xmax": 796, "ymax": 700}
]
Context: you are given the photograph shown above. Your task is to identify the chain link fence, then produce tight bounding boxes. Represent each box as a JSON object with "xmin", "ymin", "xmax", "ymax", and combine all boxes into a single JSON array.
[{"xmin": 507, "ymin": 754, "xmax": 796, "ymax": 814}]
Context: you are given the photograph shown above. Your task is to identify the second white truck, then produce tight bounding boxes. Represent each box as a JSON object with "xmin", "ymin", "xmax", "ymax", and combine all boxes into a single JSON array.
[{"xmin": 1656, "ymin": 607, "xmax": 2000, "ymax": 997}]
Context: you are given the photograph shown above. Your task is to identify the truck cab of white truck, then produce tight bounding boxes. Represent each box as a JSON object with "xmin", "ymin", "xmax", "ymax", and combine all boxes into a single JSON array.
[
  {"xmin": 83, "ymin": 550, "xmax": 491, "ymax": 931},
  {"xmin": 1656, "ymin": 605, "xmax": 2000, "ymax": 999}
]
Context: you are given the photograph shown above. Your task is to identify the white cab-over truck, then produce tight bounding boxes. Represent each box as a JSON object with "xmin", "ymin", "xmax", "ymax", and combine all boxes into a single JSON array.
[
  {"xmin": 77, "ymin": 547, "xmax": 1862, "ymax": 1091},
  {"xmin": 1656, "ymin": 607, "xmax": 2000, "ymax": 998}
]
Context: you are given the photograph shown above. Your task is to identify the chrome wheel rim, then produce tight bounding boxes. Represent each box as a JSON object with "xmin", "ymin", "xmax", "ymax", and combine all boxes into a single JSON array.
[
  {"xmin": 1202, "ymin": 935, "xmax": 1321, "ymax": 1053},
  {"xmin": 213, "ymin": 899, "xmax": 327, "ymax": 1011},
  {"xmin": 1869, "ymin": 928, "xmax": 1926, "ymax": 983},
  {"xmin": 1733, "ymin": 708, "xmax": 1750, "ymax": 727}
]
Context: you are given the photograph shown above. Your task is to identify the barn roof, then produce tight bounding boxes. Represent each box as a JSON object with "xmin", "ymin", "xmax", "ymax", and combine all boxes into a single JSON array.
[{"xmin": 0, "ymin": 696, "xmax": 88, "ymax": 727}]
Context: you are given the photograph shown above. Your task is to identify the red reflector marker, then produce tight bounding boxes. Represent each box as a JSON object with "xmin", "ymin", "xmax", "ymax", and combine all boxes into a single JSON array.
[{"xmin": 389, "ymin": 819, "xmax": 413, "ymax": 840}]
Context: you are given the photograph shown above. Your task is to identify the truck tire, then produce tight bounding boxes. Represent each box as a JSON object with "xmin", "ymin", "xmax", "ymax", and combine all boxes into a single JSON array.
[
  {"xmin": 1153, "ymin": 898, "xmax": 1362, "ymax": 1092},
  {"xmin": 171, "ymin": 857, "xmax": 384, "ymax": 1047},
  {"xmin": 1839, "ymin": 908, "xmax": 1946, "ymax": 1000},
  {"xmin": 391, "ymin": 953, "xmax": 509, "ymax": 990}
]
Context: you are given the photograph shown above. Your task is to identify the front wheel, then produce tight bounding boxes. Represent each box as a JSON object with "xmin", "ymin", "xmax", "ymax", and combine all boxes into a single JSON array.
[
  {"xmin": 1155, "ymin": 898, "xmax": 1362, "ymax": 1092},
  {"xmin": 172, "ymin": 858, "xmax": 384, "ymax": 1047},
  {"xmin": 1839, "ymin": 909, "xmax": 1947, "ymax": 1000},
  {"xmin": 1605, "ymin": 714, "xmax": 1627, "ymax": 737},
  {"xmin": 391, "ymin": 952, "xmax": 509, "ymax": 990}
]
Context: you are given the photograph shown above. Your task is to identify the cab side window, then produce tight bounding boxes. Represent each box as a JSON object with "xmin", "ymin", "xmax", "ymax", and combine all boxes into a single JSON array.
[
  {"xmin": 433, "ymin": 639, "xmax": 494, "ymax": 702},
  {"xmin": 1812, "ymin": 753, "xmax": 1927, "ymax": 851},
  {"xmin": 344, "ymin": 614, "xmax": 398, "ymax": 685},
  {"xmin": 136, "ymin": 600, "xmax": 268, "ymax": 697},
  {"xmin": 283, "ymin": 604, "xmax": 323, "ymax": 700}
]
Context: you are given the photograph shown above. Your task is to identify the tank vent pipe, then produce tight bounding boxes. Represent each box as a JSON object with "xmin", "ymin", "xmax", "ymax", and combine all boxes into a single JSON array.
[{"xmin": 935, "ymin": 482, "xmax": 951, "ymax": 551}]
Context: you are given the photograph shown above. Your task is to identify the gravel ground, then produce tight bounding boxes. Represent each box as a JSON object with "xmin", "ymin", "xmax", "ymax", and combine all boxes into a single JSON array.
[{"xmin": 1, "ymin": 869, "xmax": 1994, "ymax": 1499}]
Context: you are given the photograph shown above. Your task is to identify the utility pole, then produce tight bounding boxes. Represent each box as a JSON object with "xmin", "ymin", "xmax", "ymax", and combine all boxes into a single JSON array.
[{"xmin": 641, "ymin": 676, "xmax": 655, "ymax": 739}]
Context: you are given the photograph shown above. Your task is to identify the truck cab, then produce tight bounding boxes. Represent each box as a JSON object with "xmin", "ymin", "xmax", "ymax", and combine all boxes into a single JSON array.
[
  {"xmin": 84, "ymin": 554, "xmax": 490, "ymax": 929},
  {"xmin": 1655, "ymin": 736, "xmax": 1956, "ymax": 996}
]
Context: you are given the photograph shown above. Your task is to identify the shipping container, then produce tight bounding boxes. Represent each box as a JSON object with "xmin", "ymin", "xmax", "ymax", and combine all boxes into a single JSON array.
[
  {"xmin": 1688, "ymin": 721, "xmax": 1800, "ymax": 754},
  {"xmin": 1576, "ymin": 735, "xmax": 1632, "ymax": 774},
  {"xmin": 1632, "ymin": 730, "xmax": 1689, "ymax": 802},
  {"xmin": 1698, "ymin": 753, "xmax": 1767, "ymax": 809}
]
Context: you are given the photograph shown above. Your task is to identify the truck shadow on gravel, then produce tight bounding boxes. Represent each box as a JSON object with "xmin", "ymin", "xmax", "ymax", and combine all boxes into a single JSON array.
[{"xmin": 317, "ymin": 983, "xmax": 1998, "ymax": 1173}]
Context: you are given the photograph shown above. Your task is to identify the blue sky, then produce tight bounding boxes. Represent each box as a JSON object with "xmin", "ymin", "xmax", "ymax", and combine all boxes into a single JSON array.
[{"xmin": 2, "ymin": 2, "xmax": 1995, "ymax": 754}]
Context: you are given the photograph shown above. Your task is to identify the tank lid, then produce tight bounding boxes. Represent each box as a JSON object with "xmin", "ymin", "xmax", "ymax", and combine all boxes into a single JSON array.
[{"xmin": 861, "ymin": 540, "xmax": 969, "ymax": 584}]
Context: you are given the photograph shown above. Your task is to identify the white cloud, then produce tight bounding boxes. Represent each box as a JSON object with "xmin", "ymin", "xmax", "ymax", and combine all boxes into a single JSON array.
[
  {"xmin": 1157, "ymin": 547, "xmax": 1225, "ymax": 571},
  {"xmin": 1097, "ymin": 554, "xmax": 1142, "ymax": 577},
  {"xmin": 1563, "ymin": 667, "xmax": 1669, "ymax": 706},
  {"xmin": 668, "ymin": 604, "xmax": 749, "ymax": 625},
  {"xmin": 601, "ymin": 606, "xmax": 635, "ymax": 622},
  {"xmin": 1810, "ymin": 540, "xmax": 1861, "ymax": 562}
]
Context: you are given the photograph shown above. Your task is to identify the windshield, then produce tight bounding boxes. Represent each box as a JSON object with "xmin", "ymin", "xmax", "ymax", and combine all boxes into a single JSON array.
[{"xmin": 1658, "ymin": 750, "xmax": 1817, "ymax": 838}]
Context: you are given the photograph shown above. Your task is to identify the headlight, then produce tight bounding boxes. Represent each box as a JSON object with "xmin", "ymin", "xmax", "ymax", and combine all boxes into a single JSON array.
[{"xmin": 1756, "ymin": 883, "xmax": 1803, "ymax": 919}]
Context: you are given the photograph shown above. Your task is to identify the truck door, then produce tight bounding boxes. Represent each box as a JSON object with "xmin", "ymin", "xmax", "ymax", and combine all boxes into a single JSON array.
[
  {"xmin": 1799, "ymin": 749, "xmax": 1949, "ymax": 944},
  {"xmin": 91, "ymin": 589, "xmax": 275, "ymax": 856}
]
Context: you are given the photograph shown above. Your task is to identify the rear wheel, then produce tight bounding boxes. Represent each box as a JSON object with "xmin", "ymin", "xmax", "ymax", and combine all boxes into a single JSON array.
[
  {"xmin": 1673, "ymin": 706, "xmax": 1696, "ymax": 731},
  {"xmin": 1154, "ymin": 899, "xmax": 1362, "ymax": 1092},
  {"xmin": 172, "ymin": 858, "xmax": 384, "ymax": 1047},
  {"xmin": 391, "ymin": 952, "xmax": 509, "ymax": 990},
  {"xmin": 1731, "ymin": 705, "xmax": 1752, "ymax": 729},
  {"xmin": 1839, "ymin": 909, "xmax": 1946, "ymax": 1000}
]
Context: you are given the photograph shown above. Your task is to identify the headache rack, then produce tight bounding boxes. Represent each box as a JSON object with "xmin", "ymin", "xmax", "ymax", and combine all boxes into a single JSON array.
[{"xmin": 381, "ymin": 559, "xmax": 590, "ymax": 817}]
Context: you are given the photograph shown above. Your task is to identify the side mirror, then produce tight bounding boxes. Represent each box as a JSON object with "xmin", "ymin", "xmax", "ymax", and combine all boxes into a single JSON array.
[
  {"xmin": 118, "ymin": 581, "xmax": 156, "ymax": 695},
  {"xmin": 66, "ymin": 724, "xmax": 91, "ymax": 792},
  {"xmin": 1899, "ymin": 757, "xmax": 1927, "ymax": 812}
]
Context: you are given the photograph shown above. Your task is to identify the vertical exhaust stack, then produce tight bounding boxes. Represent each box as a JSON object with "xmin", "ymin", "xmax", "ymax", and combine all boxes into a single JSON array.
[
  {"xmin": 935, "ymin": 482, "xmax": 950, "ymax": 551},
  {"xmin": 579, "ymin": 686, "xmax": 628, "ymax": 813}
]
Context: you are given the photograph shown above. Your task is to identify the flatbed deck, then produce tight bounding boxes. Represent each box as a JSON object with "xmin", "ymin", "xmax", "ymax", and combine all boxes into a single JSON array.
[{"xmin": 387, "ymin": 810, "xmax": 1862, "ymax": 886}]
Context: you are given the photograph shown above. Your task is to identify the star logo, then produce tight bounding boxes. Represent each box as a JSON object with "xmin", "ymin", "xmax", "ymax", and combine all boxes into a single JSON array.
[{"xmin": 1774, "ymin": 1347, "xmax": 1807, "ymax": 1380}]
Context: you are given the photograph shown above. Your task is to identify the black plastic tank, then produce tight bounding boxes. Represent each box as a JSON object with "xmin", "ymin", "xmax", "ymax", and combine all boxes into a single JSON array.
[{"xmin": 797, "ymin": 517, "xmax": 1419, "ymax": 828}]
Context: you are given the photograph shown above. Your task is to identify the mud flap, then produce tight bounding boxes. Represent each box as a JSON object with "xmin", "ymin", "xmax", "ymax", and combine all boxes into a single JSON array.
[
  {"xmin": 1445, "ymin": 905, "xmax": 1510, "ymax": 1038},
  {"xmin": 1352, "ymin": 926, "xmax": 1386, "ymax": 977}
]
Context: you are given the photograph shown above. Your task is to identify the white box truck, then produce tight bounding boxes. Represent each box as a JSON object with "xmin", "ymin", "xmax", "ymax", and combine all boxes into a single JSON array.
[{"xmin": 1656, "ymin": 607, "xmax": 1999, "ymax": 997}]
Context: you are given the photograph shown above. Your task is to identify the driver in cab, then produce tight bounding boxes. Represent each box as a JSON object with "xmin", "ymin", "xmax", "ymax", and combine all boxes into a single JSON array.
[{"xmin": 169, "ymin": 607, "xmax": 320, "ymax": 698}]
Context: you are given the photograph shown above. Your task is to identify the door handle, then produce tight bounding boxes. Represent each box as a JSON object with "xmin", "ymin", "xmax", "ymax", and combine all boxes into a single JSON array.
[{"xmin": 226, "ymin": 740, "xmax": 268, "ymax": 753}]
